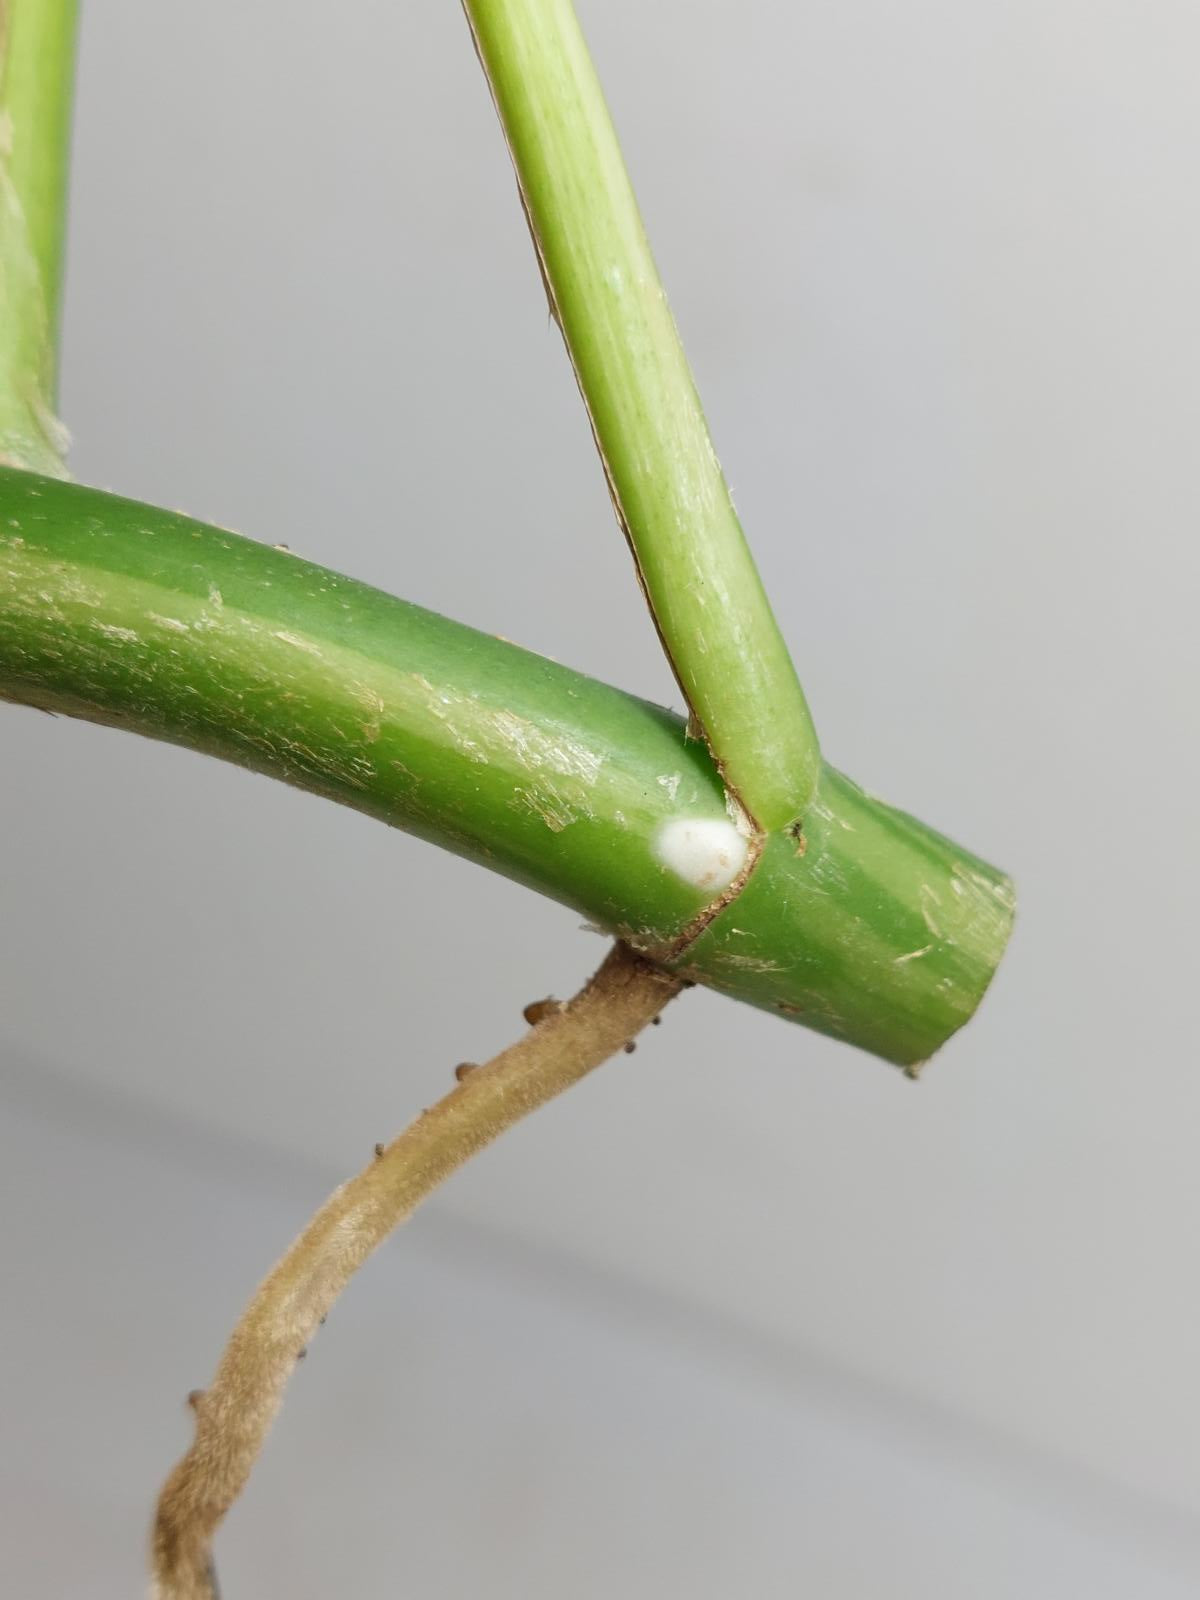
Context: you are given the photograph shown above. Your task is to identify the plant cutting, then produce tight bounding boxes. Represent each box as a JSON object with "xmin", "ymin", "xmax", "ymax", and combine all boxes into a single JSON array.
[{"xmin": 0, "ymin": 1, "xmax": 1014, "ymax": 1594}]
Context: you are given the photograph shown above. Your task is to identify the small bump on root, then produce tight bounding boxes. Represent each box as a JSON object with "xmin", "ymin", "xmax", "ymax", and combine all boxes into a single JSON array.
[{"xmin": 522, "ymin": 997, "xmax": 565, "ymax": 1026}]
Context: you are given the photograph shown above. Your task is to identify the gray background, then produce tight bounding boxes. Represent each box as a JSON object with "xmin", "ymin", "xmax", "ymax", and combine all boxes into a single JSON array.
[{"xmin": 3, "ymin": 1, "xmax": 1199, "ymax": 1594}]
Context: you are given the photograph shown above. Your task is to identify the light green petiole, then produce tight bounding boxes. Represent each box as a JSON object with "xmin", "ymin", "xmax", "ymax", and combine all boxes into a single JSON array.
[
  {"xmin": 0, "ymin": 0, "xmax": 79, "ymax": 477},
  {"xmin": 462, "ymin": 0, "xmax": 820, "ymax": 833}
]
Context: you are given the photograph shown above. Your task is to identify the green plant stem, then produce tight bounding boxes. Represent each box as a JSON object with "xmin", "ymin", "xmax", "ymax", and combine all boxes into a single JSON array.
[
  {"xmin": 0, "ymin": 469, "xmax": 1013, "ymax": 1067},
  {"xmin": 0, "ymin": 0, "xmax": 78, "ymax": 475},
  {"xmin": 461, "ymin": 0, "xmax": 819, "ymax": 833}
]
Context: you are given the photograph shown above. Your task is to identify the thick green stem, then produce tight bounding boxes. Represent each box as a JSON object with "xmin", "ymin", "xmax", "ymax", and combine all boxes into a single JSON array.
[
  {"xmin": 0, "ymin": 469, "xmax": 1013, "ymax": 1067},
  {"xmin": 462, "ymin": 0, "xmax": 819, "ymax": 832},
  {"xmin": 0, "ymin": 0, "xmax": 78, "ymax": 475}
]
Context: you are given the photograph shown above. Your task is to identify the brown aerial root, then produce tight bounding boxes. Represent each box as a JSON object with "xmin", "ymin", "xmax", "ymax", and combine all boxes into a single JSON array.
[{"xmin": 151, "ymin": 941, "xmax": 684, "ymax": 1599}]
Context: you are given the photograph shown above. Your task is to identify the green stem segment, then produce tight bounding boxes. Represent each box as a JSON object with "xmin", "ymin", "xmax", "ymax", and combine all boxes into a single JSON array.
[
  {"xmin": 0, "ymin": 470, "xmax": 1013, "ymax": 1068},
  {"xmin": 0, "ymin": 0, "xmax": 78, "ymax": 476},
  {"xmin": 462, "ymin": 0, "xmax": 819, "ymax": 832}
]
